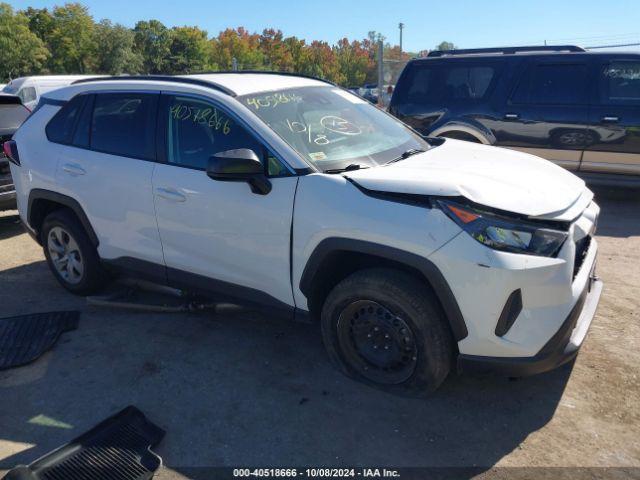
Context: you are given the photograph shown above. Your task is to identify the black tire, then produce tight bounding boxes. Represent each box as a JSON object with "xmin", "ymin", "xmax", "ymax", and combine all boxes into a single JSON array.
[
  {"xmin": 41, "ymin": 208, "xmax": 108, "ymax": 295},
  {"xmin": 321, "ymin": 268, "xmax": 454, "ymax": 396}
]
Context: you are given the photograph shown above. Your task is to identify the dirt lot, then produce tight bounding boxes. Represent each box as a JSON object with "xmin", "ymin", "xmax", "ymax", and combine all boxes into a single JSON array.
[{"xmin": 0, "ymin": 187, "xmax": 639, "ymax": 479}]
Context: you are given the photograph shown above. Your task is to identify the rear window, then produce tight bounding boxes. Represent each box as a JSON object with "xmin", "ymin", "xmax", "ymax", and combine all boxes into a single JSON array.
[
  {"xmin": 396, "ymin": 62, "xmax": 496, "ymax": 104},
  {"xmin": 90, "ymin": 93, "xmax": 158, "ymax": 160},
  {"xmin": 600, "ymin": 61, "xmax": 640, "ymax": 104},
  {"xmin": 45, "ymin": 95, "xmax": 87, "ymax": 144},
  {"xmin": 511, "ymin": 63, "xmax": 589, "ymax": 105}
]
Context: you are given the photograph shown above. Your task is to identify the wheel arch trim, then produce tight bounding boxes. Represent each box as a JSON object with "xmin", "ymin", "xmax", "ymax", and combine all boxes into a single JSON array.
[
  {"xmin": 299, "ymin": 238, "xmax": 468, "ymax": 341},
  {"xmin": 430, "ymin": 121, "xmax": 494, "ymax": 145},
  {"xmin": 27, "ymin": 189, "xmax": 99, "ymax": 247}
]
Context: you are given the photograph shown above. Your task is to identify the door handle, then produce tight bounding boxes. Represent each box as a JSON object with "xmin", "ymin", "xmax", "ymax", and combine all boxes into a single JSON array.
[
  {"xmin": 62, "ymin": 163, "xmax": 86, "ymax": 176},
  {"xmin": 504, "ymin": 113, "xmax": 519, "ymax": 120},
  {"xmin": 155, "ymin": 187, "xmax": 186, "ymax": 203},
  {"xmin": 601, "ymin": 116, "xmax": 619, "ymax": 123}
]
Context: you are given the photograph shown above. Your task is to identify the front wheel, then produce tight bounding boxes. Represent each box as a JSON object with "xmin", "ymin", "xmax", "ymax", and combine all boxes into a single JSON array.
[{"xmin": 321, "ymin": 268, "xmax": 454, "ymax": 396}]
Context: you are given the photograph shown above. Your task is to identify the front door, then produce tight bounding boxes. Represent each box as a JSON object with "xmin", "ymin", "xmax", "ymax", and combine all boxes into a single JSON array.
[
  {"xmin": 497, "ymin": 59, "xmax": 592, "ymax": 171},
  {"xmin": 152, "ymin": 94, "xmax": 298, "ymax": 310},
  {"xmin": 583, "ymin": 58, "xmax": 640, "ymax": 175}
]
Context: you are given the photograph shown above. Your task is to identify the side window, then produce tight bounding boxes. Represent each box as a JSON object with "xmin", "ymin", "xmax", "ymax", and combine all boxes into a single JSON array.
[
  {"xmin": 600, "ymin": 61, "xmax": 640, "ymax": 104},
  {"xmin": 45, "ymin": 94, "xmax": 87, "ymax": 144},
  {"xmin": 511, "ymin": 63, "xmax": 588, "ymax": 105},
  {"xmin": 91, "ymin": 93, "xmax": 158, "ymax": 160},
  {"xmin": 18, "ymin": 87, "xmax": 37, "ymax": 104},
  {"xmin": 166, "ymin": 96, "xmax": 265, "ymax": 171},
  {"xmin": 404, "ymin": 65, "xmax": 435, "ymax": 103},
  {"xmin": 443, "ymin": 66, "xmax": 495, "ymax": 100}
]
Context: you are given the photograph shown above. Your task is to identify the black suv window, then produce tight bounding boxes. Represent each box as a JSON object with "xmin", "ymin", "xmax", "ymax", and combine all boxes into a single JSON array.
[
  {"xmin": 512, "ymin": 63, "xmax": 588, "ymax": 105},
  {"xmin": 166, "ymin": 95, "xmax": 267, "ymax": 171},
  {"xmin": 45, "ymin": 94, "xmax": 87, "ymax": 144},
  {"xmin": 397, "ymin": 63, "xmax": 496, "ymax": 104},
  {"xmin": 444, "ymin": 66, "xmax": 494, "ymax": 100},
  {"xmin": 600, "ymin": 61, "xmax": 640, "ymax": 104},
  {"xmin": 90, "ymin": 93, "xmax": 158, "ymax": 160}
]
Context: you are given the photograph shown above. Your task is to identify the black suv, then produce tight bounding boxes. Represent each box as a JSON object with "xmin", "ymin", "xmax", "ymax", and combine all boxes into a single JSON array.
[{"xmin": 390, "ymin": 45, "xmax": 640, "ymax": 185}]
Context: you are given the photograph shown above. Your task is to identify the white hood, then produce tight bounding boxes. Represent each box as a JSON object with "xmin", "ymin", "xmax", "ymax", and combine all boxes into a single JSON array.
[{"xmin": 344, "ymin": 139, "xmax": 593, "ymax": 221}]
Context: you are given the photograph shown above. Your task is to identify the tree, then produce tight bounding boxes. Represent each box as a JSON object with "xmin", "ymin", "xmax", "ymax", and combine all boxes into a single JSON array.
[
  {"xmin": 283, "ymin": 36, "xmax": 309, "ymax": 74},
  {"xmin": 94, "ymin": 19, "xmax": 142, "ymax": 75},
  {"xmin": 259, "ymin": 29, "xmax": 293, "ymax": 71},
  {"xmin": 167, "ymin": 26, "xmax": 211, "ymax": 74},
  {"xmin": 299, "ymin": 40, "xmax": 342, "ymax": 83},
  {"xmin": 334, "ymin": 38, "xmax": 371, "ymax": 86},
  {"xmin": 210, "ymin": 27, "xmax": 263, "ymax": 70},
  {"xmin": 133, "ymin": 20, "xmax": 172, "ymax": 74},
  {"xmin": 0, "ymin": 3, "xmax": 49, "ymax": 80},
  {"xmin": 48, "ymin": 3, "xmax": 96, "ymax": 73},
  {"xmin": 435, "ymin": 41, "xmax": 456, "ymax": 51},
  {"xmin": 23, "ymin": 7, "xmax": 54, "ymax": 45}
]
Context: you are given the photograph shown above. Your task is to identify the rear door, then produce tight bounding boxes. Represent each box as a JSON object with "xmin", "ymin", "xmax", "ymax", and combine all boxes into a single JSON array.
[
  {"xmin": 52, "ymin": 91, "xmax": 165, "ymax": 270},
  {"xmin": 498, "ymin": 58, "xmax": 592, "ymax": 171},
  {"xmin": 583, "ymin": 58, "xmax": 640, "ymax": 175}
]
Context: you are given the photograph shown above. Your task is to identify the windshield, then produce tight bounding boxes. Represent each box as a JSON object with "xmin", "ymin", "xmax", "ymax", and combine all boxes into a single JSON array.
[
  {"xmin": 237, "ymin": 86, "xmax": 429, "ymax": 171},
  {"xmin": 2, "ymin": 83, "xmax": 19, "ymax": 95}
]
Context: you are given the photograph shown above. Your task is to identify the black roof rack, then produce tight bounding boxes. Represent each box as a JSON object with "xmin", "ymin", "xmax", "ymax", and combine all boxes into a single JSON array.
[
  {"xmin": 72, "ymin": 75, "xmax": 237, "ymax": 96},
  {"xmin": 426, "ymin": 45, "xmax": 585, "ymax": 57},
  {"xmin": 189, "ymin": 70, "xmax": 337, "ymax": 86},
  {"xmin": 72, "ymin": 71, "xmax": 335, "ymax": 97}
]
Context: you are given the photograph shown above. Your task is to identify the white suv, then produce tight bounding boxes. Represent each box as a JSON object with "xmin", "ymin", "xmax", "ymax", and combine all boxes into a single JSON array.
[{"xmin": 6, "ymin": 73, "xmax": 603, "ymax": 395}]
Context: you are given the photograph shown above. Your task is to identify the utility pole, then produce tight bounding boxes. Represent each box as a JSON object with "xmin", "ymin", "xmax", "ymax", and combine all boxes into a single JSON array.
[
  {"xmin": 377, "ymin": 39, "xmax": 384, "ymax": 107},
  {"xmin": 399, "ymin": 22, "xmax": 404, "ymax": 56}
]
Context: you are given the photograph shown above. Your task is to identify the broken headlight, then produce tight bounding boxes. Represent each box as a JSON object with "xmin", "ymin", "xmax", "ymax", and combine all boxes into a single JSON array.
[{"xmin": 438, "ymin": 200, "xmax": 568, "ymax": 257}]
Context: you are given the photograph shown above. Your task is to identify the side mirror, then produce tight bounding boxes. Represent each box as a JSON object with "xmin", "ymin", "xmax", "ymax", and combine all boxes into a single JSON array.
[{"xmin": 206, "ymin": 148, "xmax": 272, "ymax": 195}]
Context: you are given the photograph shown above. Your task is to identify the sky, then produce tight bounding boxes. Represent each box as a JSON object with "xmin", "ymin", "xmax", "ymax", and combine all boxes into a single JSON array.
[{"xmin": 9, "ymin": 0, "xmax": 640, "ymax": 53}]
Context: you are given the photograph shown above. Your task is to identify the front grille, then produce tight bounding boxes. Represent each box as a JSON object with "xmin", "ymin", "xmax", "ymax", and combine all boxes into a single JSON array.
[{"xmin": 573, "ymin": 235, "xmax": 591, "ymax": 279}]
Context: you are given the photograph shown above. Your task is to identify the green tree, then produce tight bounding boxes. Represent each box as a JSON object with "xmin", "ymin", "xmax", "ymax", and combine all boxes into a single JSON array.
[
  {"xmin": 283, "ymin": 36, "xmax": 309, "ymax": 74},
  {"xmin": 210, "ymin": 27, "xmax": 263, "ymax": 70},
  {"xmin": 48, "ymin": 3, "xmax": 96, "ymax": 73},
  {"xmin": 133, "ymin": 20, "xmax": 172, "ymax": 74},
  {"xmin": 334, "ymin": 38, "xmax": 371, "ymax": 86},
  {"xmin": 94, "ymin": 19, "xmax": 142, "ymax": 75},
  {"xmin": 167, "ymin": 26, "xmax": 211, "ymax": 74},
  {"xmin": 23, "ymin": 7, "xmax": 55, "ymax": 45},
  {"xmin": 0, "ymin": 3, "xmax": 49, "ymax": 80},
  {"xmin": 436, "ymin": 41, "xmax": 456, "ymax": 51}
]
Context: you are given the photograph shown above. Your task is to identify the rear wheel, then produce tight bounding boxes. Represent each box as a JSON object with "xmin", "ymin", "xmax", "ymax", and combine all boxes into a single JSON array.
[
  {"xmin": 41, "ymin": 209, "xmax": 108, "ymax": 295},
  {"xmin": 321, "ymin": 268, "xmax": 454, "ymax": 396}
]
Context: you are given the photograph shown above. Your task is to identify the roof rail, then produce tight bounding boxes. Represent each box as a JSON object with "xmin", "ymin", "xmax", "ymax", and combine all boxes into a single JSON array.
[
  {"xmin": 72, "ymin": 71, "xmax": 335, "ymax": 97},
  {"xmin": 189, "ymin": 70, "xmax": 337, "ymax": 86},
  {"xmin": 426, "ymin": 45, "xmax": 585, "ymax": 57},
  {"xmin": 72, "ymin": 75, "xmax": 237, "ymax": 96}
]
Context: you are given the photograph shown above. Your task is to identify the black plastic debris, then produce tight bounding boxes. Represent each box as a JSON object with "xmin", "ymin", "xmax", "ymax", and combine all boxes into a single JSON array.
[
  {"xmin": 3, "ymin": 406, "xmax": 165, "ymax": 480},
  {"xmin": 0, "ymin": 311, "xmax": 79, "ymax": 370}
]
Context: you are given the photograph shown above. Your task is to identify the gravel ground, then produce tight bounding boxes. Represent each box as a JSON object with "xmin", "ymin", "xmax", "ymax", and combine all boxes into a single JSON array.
[{"xmin": 0, "ymin": 186, "xmax": 638, "ymax": 479}]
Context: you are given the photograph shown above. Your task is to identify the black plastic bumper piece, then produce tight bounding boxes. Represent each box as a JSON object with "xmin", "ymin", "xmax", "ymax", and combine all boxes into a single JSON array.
[
  {"xmin": 458, "ymin": 277, "xmax": 603, "ymax": 377},
  {"xmin": 2, "ymin": 406, "xmax": 165, "ymax": 480}
]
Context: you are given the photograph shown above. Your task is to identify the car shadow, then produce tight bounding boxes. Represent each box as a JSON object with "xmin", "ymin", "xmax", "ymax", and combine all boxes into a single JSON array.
[
  {"xmin": 592, "ymin": 186, "xmax": 640, "ymax": 238},
  {"xmin": 0, "ymin": 262, "xmax": 573, "ymax": 476},
  {"xmin": 0, "ymin": 213, "xmax": 23, "ymax": 241}
]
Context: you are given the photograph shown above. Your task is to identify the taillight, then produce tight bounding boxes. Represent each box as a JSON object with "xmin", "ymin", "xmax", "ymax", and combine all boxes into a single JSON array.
[{"xmin": 3, "ymin": 140, "xmax": 19, "ymax": 166}]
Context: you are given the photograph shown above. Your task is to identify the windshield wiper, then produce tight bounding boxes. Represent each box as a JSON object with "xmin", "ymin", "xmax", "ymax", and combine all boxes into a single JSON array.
[
  {"xmin": 385, "ymin": 148, "xmax": 426, "ymax": 165},
  {"xmin": 324, "ymin": 163, "xmax": 369, "ymax": 174}
]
